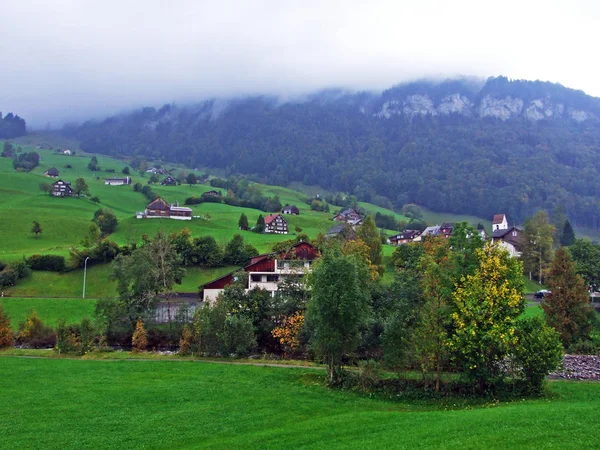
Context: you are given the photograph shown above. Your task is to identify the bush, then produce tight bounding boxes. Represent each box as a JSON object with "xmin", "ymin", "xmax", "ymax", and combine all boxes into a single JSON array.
[
  {"xmin": 17, "ymin": 311, "xmax": 56, "ymax": 348},
  {"xmin": 0, "ymin": 305, "xmax": 13, "ymax": 348},
  {"xmin": 133, "ymin": 182, "xmax": 142, "ymax": 192},
  {"xmin": 356, "ymin": 360, "xmax": 382, "ymax": 391},
  {"xmin": 55, "ymin": 319, "xmax": 81, "ymax": 354},
  {"xmin": 132, "ymin": 319, "xmax": 148, "ymax": 352},
  {"xmin": 222, "ymin": 315, "xmax": 256, "ymax": 357},
  {"xmin": 179, "ymin": 326, "xmax": 193, "ymax": 355},
  {"xmin": 11, "ymin": 259, "xmax": 31, "ymax": 279},
  {"xmin": 26, "ymin": 254, "xmax": 67, "ymax": 272},
  {"xmin": 512, "ymin": 317, "xmax": 564, "ymax": 394},
  {"xmin": 0, "ymin": 268, "xmax": 18, "ymax": 288}
]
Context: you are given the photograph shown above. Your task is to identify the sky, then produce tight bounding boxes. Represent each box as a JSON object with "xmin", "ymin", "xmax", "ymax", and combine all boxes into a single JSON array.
[{"xmin": 2, "ymin": 0, "xmax": 600, "ymax": 128}]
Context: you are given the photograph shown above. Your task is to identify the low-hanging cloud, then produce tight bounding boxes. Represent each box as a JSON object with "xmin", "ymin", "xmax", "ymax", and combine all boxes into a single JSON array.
[{"xmin": 1, "ymin": 0, "xmax": 599, "ymax": 128}]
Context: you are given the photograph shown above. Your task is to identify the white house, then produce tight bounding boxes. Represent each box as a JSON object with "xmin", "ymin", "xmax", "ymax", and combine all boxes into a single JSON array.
[
  {"xmin": 105, "ymin": 177, "xmax": 131, "ymax": 186},
  {"xmin": 492, "ymin": 214, "xmax": 508, "ymax": 231}
]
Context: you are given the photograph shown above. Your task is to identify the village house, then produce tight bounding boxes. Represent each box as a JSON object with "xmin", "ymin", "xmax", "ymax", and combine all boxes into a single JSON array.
[
  {"xmin": 104, "ymin": 176, "xmax": 131, "ymax": 186},
  {"xmin": 491, "ymin": 214, "xmax": 523, "ymax": 257},
  {"xmin": 203, "ymin": 190, "xmax": 222, "ymax": 197},
  {"xmin": 439, "ymin": 223, "xmax": 455, "ymax": 239},
  {"xmin": 413, "ymin": 225, "xmax": 440, "ymax": 242},
  {"xmin": 62, "ymin": 149, "xmax": 71, "ymax": 155},
  {"xmin": 389, "ymin": 229, "xmax": 422, "ymax": 245},
  {"xmin": 326, "ymin": 223, "xmax": 357, "ymax": 240},
  {"xmin": 264, "ymin": 214, "xmax": 289, "ymax": 234},
  {"xmin": 201, "ymin": 241, "xmax": 319, "ymax": 302},
  {"xmin": 282, "ymin": 205, "xmax": 300, "ymax": 215},
  {"xmin": 160, "ymin": 175, "xmax": 177, "ymax": 186},
  {"xmin": 333, "ymin": 208, "xmax": 363, "ymax": 226},
  {"xmin": 136, "ymin": 197, "xmax": 192, "ymax": 220},
  {"xmin": 146, "ymin": 167, "xmax": 168, "ymax": 175},
  {"xmin": 44, "ymin": 167, "xmax": 59, "ymax": 178},
  {"xmin": 51, "ymin": 179, "xmax": 73, "ymax": 197}
]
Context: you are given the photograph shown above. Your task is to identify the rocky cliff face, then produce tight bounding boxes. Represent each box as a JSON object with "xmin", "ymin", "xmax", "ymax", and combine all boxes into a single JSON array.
[{"xmin": 372, "ymin": 77, "xmax": 600, "ymax": 122}]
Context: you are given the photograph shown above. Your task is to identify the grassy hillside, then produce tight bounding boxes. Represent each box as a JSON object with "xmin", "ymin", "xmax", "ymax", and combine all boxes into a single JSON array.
[{"xmin": 0, "ymin": 357, "xmax": 598, "ymax": 449}]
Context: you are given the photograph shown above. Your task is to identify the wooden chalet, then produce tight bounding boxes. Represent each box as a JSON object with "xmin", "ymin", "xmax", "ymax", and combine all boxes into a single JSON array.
[
  {"xmin": 491, "ymin": 214, "xmax": 523, "ymax": 257},
  {"xmin": 439, "ymin": 223, "xmax": 454, "ymax": 239},
  {"xmin": 105, "ymin": 176, "xmax": 131, "ymax": 186},
  {"xmin": 389, "ymin": 229, "xmax": 422, "ymax": 245},
  {"xmin": 160, "ymin": 175, "xmax": 177, "ymax": 186},
  {"xmin": 51, "ymin": 179, "xmax": 73, "ymax": 197},
  {"xmin": 138, "ymin": 197, "xmax": 192, "ymax": 220},
  {"xmin": 203, "ymin": 190, "xmax": 222, "ymax": 197},
  {"xmin": 333, "ymin": 208, "xmax": 362, "ymax": 226},
  {"xmin": 264, "ymin": 214, "xmax": 289, "ymax": 234},
  {"xmin": 44, "ymin": 167, "xmax": 59, "ymax": 177},
  {"xmin": 282, "ymin": 205, "xmax": 300, "ymax": 215},
  {"xmin": 201, "ymin": 241, "xmax": 319, "ymax": 302}
]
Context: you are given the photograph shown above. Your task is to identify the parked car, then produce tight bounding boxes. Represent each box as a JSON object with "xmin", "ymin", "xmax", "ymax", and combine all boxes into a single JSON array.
[{"xmin": 534, "ymin": 289, "xmax": 551, "ymax": 299}]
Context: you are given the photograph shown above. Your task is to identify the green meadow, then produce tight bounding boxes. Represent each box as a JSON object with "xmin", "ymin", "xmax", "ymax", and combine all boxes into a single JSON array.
[{"xmin": 0, "ymin": 357, "xmax": 598, "ymax": 449}]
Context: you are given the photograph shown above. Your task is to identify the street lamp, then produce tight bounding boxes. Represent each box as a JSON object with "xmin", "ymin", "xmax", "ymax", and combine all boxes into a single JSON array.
[{"xmin": 82, "ymin": 257, "xmax": 90, "ymax": 299}]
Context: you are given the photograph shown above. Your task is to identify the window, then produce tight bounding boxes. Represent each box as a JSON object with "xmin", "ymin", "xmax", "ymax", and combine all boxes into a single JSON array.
[{"xmin": 512, "ymin": 231, "xmax": 517, "ymax": 237}]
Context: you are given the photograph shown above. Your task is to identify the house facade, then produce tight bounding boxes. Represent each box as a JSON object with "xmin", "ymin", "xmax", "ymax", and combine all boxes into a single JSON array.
[
  {"xmin": 51, "ymin": 179, "xmax": 73, "ymax": 197},
  {"xmin": 264, "ymin": 214, "xmax": 289, "ymax": 234},
  {"xmin": 161, "ymin": 176, "xmax": 177, "ymax": 186},
  {"xmin": 389, "ymin": 229, "xmax": 422, "ymax": 245},
  {"xmin": 201, "ymin": 241, "xmax": 319, "ymax": 302},
  {"xmin": 105, "ymin": 177, "xmax": 131, "ymax": 186},
  {"xmin": 493, "ymin": 214, "xmax": 508, "ymax": 231},
  {"xmin": 333, "ymin": 208, "xmax": 362, "ymax": 225},
  {"xmin": 137, "ymin": 197, "xmax": 192, "ymax": 220},
  {"xmin": 282, "ymin": 205, "xmax": 300, "ymax": 215}
]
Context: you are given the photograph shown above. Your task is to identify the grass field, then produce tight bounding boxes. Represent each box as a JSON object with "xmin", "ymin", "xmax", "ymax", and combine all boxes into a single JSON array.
[
  {"xmin": 0, "ymin": 357, "xmax": 598, "ymax": 449},
  {"xmin": 0, "ymin": 298, "xmax": 96, "ymax": 330}
]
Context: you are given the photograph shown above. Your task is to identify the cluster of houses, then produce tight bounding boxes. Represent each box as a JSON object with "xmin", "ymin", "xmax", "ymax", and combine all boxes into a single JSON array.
[{"xmin": 386, "ymin": 214, "xmax": 523, "ymax": 257}]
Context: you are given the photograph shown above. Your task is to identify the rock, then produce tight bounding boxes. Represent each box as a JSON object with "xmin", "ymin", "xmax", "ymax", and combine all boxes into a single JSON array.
[{"xmin": 551, "ymin": 355, "xmax": 600, "ymax": 380}]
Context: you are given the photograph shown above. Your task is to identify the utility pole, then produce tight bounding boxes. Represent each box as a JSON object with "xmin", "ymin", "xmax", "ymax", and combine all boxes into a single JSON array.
[{"xmin": 83, "ymin": 257, "xmax": 90, "ymax": 299}]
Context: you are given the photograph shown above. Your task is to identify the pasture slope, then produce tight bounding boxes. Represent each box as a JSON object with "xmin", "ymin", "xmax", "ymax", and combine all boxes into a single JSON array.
[{"xmin": 0, "ymin": 357, "xmax": 598, "ymax": 449}]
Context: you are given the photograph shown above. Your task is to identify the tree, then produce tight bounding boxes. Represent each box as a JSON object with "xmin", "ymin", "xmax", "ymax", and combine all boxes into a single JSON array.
[
  {"xmin": 306, "ymin": 252, "xmax": 371, "ymax": 384},
  {"xmin": 414, "ymin": 237, "xmax": 453, "ymax": 391},
  {"xmin": 88, "ymin": 156, "xmax": 100, "ymax": 171},
  {"xmin": 2, "ymin": 141, "xmax": 14, "ymax": 157},
  {"xmin": 522, "ymin": 211, "xmax": 555, "ymax": 284},
  {"xmin": 543, "ymin": 248, "xmax": 594, "ymax": 349},
  {"xmin": 569, "ymin": 239, "xmax": 600, "ymax": 287},
  {"xmin": 186, "ymin": 173, "xmax": 197, "ymax": 185},
  {"xmin": 0, "ymin": 304, "xmax": 12, "ymax": 348},
  {"xmin": 255, "ymin": 214, "xmax": 265, "ymax": 233},
  {"xmin": 450, "ymin": 244, "xmax": 525, "ymax": 389},
  {"xmin": 357, "ymin": 216, "xmax": 383, "ymax": 276},
  {"xmin": 148, "ymin": 173, "xmax": 160, "ymax": 184},
  {"xmin": 138, "ymin": 159, "xmax": 148, "ymax": 176},
  {"xmin": 552, "ymin": 205, "xmax": 568, "ymax": 246},
  {"xmin": 342, "ymin": 238, "xmax": 380, "ymax": 281},
  {"xmin": 401, "ymin": 204, "xmax": 423, "ymax": 221},
  {"xmin": 31, "ymin": 221, "xmax": 42, "ymax": 239},
  {"xmin": 92, "ymin": 209, "xmax": 118, "ymax": 236},
  {"xmin": 131, "ymin": 319, "xmax": 147, "ymax": 352},
  {"xmin": 224, "ymin": 234, "xmax": 257, "ymax": 266},
  {"xmin": 560, "ymin": 220, "xmax": 575, "ymax": 247},
  {"xmin": 238, "ymin": 213, "xmax": 249, "ymax": 231},
  {"xmin": 122, "ymin": 166, "xmax": 130, "ymax": 175},
  {"xmin": 73, "ymin": 177, "xmax": 90, "ymax": 198},
  {"xmin": 81, "ymin": 223, "xmax": 102, "ymax": 248},
  {"xmin": 39, "ymin": 182, "xmax": 52, "ymax": 195}
]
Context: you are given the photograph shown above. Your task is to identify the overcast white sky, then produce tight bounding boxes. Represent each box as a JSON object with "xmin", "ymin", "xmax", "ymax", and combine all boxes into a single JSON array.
[{"xmin": 1, "ymin": 0, "xmax": 599, "ymax": 127}]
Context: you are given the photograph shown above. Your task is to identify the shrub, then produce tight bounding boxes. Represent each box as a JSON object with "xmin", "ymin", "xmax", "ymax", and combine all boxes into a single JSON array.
[
  {"xmin": 55, "ymin": 319, "xmax": 81, "ymax": 354},
  {"xmin": 26, "ymin": 254, "xmax": 67, "ymax": 272},
  {"xmin": 179, "ymin": 326, "xmax": 193, "ymax": 355},
  {"xmin": 11, "ymin": 259, "xmax": 31, "ymax": 279},
  {"xmin": 0, "ymin": 305, "xmax": 13, "ymax": 348},
  {"xmin": 0, "ymin": 268, "xmax": 18, "ymax": 288},
  {"xmin": 512, "ymin": 317, "xmax": 564, "ymax": 394},
  {"xmin": 133, "ymin": 182, "xmax": 142, "ymax": 192},
  {"xmin": 356, "ymin": 360, "xmax": 382, "ymax": 391},
  {"xmin": 17, "ymin": 311, "xmax": 56, "ymax": 348},
  {"xmin": 132, "ymin": 319, "xmax": 148, "ymax": 352},
  {"xmin": 80, "ymin": 318, "xmax": 96, "ymax": 353},
  {"xmin": 222, "ymin": 315, "xmax": 256, "ymax": 357}
]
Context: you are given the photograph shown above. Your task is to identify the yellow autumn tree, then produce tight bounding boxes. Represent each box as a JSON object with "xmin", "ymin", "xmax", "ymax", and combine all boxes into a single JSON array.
[
  {"xmin": 0, "ymin": 304, "xmax": 12, "ymax": 348},
  {"xmin": 342, "ymin": 238, "xmax": 380, "ymax": 281},
  {"xmin": 450, "ymin": 243, "xmax": 525, "ymax": 388},
  {"xmin": 272, "ymin": 312, "xmax": 305, "ymax": 357},
  {"xmin": 131, "ymin": 319, "xmax": 148, "ymax": 352}
]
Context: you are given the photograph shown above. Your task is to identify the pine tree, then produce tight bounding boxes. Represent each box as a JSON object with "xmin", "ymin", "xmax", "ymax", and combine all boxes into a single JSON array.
[
  {"xmin": 238, "ymin": 213, "xmax": 249, "ymax": 230},
  {"xmin": 543, "ymin": 248, "xmax": 594, "ymax": 348},
  {"xmin": 560, "ymin": 220, "xmax": 575, "ymax": 247},
  {"xmin": 131, "ymin": 319, "xmax": 148, "ymax": 352},
  {"xmin": 255, "ymin": 214, "xmax": 265, "ymax": 233}
]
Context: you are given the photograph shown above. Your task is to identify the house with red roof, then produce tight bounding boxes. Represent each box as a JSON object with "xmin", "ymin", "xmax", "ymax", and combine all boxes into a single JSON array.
[{"xmin": 264, "ymin": 214, "xmax": 288, "ymax": 234}]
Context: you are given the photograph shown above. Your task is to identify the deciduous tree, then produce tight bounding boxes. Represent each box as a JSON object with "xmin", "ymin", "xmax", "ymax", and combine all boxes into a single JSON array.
[
  {"xmin": 0, "ymin": 305, "xmax": 12, "ymax": 348},
  {"xmin": 522, "ymin": 211, "xmax": 555, "ymax": 284},
  {"xmin": 31, "ymin": 221, "xmax": 42, "ymax": 239}
]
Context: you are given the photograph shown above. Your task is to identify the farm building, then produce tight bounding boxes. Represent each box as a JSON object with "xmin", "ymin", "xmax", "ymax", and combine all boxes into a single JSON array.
[
  {"xmin": 491, "ymin": 214, "xmax": 523, "ymax": 257},
  {"xmin": 51, "ymin": 179, "xmax": 73, "ymax": 197},
  {"xmin": 44, "ymin": 167, "xmax": 59, "ymax": 177},
  {"xmin": 201, "ymin": 241, "xmax": 319, "ymax": 302},
  {"xmin": 104, "ymin": 177, "xmax": 131, "ymax": 186},
  {"xmin": 282, "ymin": 205, "xmax": 300, "ymax": 215},
  {"xmin": 161, "ymin": 176, "xmax": 177, "ymax": 186},
  {"xmin": 203, "ymin": 190, "xmax": 222, "ymax": 197},
  {"xmin": 137, "ymin": 197, "xmax": 192, "ymax": 220},
  {"xmin": 389, "ymin": 229, "xmax": 422, "ymax": 245},
  {"xmin": 264, "ymin": 214, "xmax": 289, "ymax": 234},
  {"xmin": 333, "ymin": 208, "xmax": 362, "ymax": 226}
]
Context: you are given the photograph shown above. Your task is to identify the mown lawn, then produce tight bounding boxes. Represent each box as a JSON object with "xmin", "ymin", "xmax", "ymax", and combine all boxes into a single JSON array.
[
  {"xmin": 0, "ymin": 298, "xmax": 96, "ymax": 330},
  {"xmin": 0, "ymin": 357, "xmax": 598, "ymax": 449}
]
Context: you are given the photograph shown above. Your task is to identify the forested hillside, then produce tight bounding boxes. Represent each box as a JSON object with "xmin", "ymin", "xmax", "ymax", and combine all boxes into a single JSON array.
[
  {"xmin": 0, "ymin": 112, "xmax": 26, "ymax": 139},
  {"xmin": 63, "ymin": 76, "xmax": 600, "ymax": 228}
]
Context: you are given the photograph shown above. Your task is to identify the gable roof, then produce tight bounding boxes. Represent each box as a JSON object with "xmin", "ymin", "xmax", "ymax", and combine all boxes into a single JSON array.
[
  {"xmin": 282, "ymin": 205, "xmax": 299, "ymax": 213},
  {"xmin": 45, "ymin": 167, "xmax": 59, "ymax": 176},
  {"xmin": 146, "ymin": 197, "xmax": 170, "ymax": 211},
  {"xmin": 492, "ymin": 226, "xmax": 522, "ymax": 239},
  {"xmin": 52, "ymin": 179, "xmax": 71, "ymax": 186},
  {"xmin": 264, "ymin": 214, "xmax": 284, "ymax": 225},
  {"xmin": 493, "ymin": 214, "xmax": 506, "ymax": 225}
]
